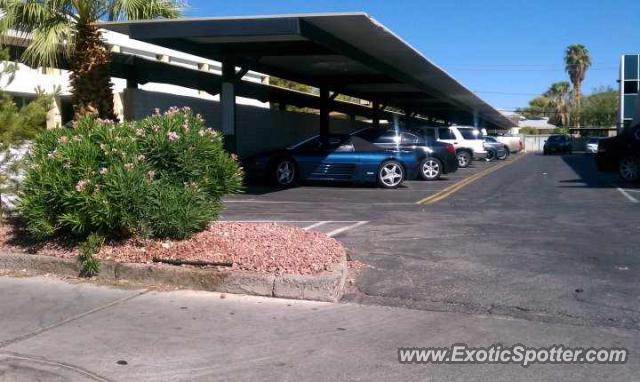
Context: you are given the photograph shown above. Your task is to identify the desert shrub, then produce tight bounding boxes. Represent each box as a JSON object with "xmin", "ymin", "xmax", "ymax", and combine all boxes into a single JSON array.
[
  {"xmin": 78, "ymin": 233, "xmax": 104, "ymax": 277},
  {"xmin": 18, "ymin": 107, "xmax": 242, "ymax": 240}
]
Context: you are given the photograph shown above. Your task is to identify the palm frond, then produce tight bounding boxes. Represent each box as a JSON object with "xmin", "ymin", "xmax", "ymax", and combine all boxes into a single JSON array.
[
  {"xmin": 1, "ymin": 0, "xmax": 76, "ymax": 67},
  {"xmin": 109, "ymin": 0, "xmax": 182, "ymax": 21},
  {"xmin": 22, "ymin": 16, "xmax": 76, "ymax": 68}
]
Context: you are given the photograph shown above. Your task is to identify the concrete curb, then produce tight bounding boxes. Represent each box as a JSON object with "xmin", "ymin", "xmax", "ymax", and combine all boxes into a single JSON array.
[{"xmin": 0, "ymin": 252, "xmax": 347, "ymax": 302}]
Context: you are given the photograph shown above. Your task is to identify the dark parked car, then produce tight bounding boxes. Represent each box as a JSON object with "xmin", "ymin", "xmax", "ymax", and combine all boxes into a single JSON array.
[
  {"xmin": 352, "ymin": 127, "xmax": 458, "ymax": 180},
  {"xmin": 483, "ymin": 136, "xmax": 509, "ymax": 160},
  {"xmin": 543, "ymin": 135, "xmax": 572, "ymax": 155},
  {"xmin": 244, "ymin": 134, "xmax": 425, "ymax": 189},
  {"xmin": 596, "ymin": 124, "xmax": 640, "ymax": 182}
]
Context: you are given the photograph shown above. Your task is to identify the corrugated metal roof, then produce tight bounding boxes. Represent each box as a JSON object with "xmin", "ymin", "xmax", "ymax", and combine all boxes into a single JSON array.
[{"xmin": 102, "ymin": 13, "xmax": 515, "ymax": 129}]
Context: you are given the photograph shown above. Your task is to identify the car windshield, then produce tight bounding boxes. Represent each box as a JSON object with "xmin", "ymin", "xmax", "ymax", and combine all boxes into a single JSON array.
[{"xmin": 548, "ymin": 135, "xmax": 564, "ymax": 142}]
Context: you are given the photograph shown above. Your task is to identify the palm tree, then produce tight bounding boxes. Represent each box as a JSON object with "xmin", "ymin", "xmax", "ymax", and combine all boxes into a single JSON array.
[
  {"xmin": 0, "ymin": 0, "xmax": 182, "ymax": 120},
  {"xmin": 544, "ymin": 81, "xmax": 571, "ymax": 128},
  {"xmin": 564, "ymin": 44, "xmax": 592, "ymax": 128}
]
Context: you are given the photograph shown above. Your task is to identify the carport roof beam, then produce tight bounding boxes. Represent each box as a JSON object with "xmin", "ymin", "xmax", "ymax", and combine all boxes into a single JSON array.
[{"xmin": 101, "ymin": 13, "xmax": 515, "ymax": 129}]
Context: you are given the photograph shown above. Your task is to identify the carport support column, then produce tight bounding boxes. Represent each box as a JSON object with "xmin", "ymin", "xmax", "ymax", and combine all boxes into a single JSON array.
[
  {"xmin": 473, "ymin": 110, "xmax": 479, "ymax": 129},
  {"xmin": 320, "ymin": 86, "xmax": 330, "ymax": 143},
  {"xmin": 372, "ymin": 101, "xmax": 380, "ymax": 129},
  {"xmin": 221, "ymin": 60, "xmax": 237, "ymax": 153}
]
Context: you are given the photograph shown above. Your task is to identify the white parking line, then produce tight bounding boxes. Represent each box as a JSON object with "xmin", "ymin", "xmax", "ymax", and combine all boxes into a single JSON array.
[
  {"xmin": 617, "ymin": 188, "xmax": 639, "ymax": 204},
  {"xmin": 325, "ymin": 221, "xmax": 369, "ymax": 237},
  {"xmin": 220, "ymin": 220, "xmax": 318, "ymax": 223},
  {"xmin": 303, "ymin": 221, "xmax": 330, "ymax": 230}
]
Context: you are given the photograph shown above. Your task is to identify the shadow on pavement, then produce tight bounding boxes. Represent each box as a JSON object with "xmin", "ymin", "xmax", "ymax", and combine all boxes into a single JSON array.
[
  {"xmin": 559, "ymin": 154, "xmax": 638, "ymax": 189},
  {"xmin": 240, "ymin": 180, "xmax": 412, "ymax": 196}
]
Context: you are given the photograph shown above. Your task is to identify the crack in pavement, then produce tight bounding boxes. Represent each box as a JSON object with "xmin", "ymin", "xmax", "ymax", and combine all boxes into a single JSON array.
[
  {"xmin": 0, "ymin": 351, "xmax": 115, "ymax": 382},
  {"xmin": 0, "ymin": 290, "xmax": 149, "ymax": 349}
]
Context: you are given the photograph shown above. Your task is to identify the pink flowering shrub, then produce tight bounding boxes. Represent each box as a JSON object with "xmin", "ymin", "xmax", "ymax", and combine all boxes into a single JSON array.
[{"xmin": 18, "ymin": 108, "xmax": 242, "ymax": 240}]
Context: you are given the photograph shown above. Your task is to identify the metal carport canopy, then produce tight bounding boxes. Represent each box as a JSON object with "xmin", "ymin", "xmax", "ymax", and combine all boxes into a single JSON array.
[{"xmin": 102, "ymin": 12, "xmax": 514, "ymax": 130}]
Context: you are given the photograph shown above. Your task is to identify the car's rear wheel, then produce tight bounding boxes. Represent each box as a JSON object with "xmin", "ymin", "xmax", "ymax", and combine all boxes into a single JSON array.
[
  {"xmin": 456, "ymin": 151, "xmax": 471, "ymax": 168},
  {"xmin": 420, "ymin": 158, "xmax": 442, "ymax": 181},
  {"xmin": 497, "ymin": 148, "xmax": 509, "ymax": 160},
  {"xmin": 272, "ymin": 158, "xmax": 297, "ymax": 187},
  {"xmin": 378, "ymin": 160, "xmax": 404, "ymax": 189},
  {"xmin": 485, "ymin": 149, "xmax": 496, "ymax": 161},
  {"xmin": 619, "ymin": 156, "xmax": 640, "ymax": 182}
]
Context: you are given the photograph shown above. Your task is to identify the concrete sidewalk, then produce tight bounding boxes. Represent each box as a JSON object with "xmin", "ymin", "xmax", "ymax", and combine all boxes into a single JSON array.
[{"xmin": 0, "ymin": 276, "xmax": 637, "ymax": 381}]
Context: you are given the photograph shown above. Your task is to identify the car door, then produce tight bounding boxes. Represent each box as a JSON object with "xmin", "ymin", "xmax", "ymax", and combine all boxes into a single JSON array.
[
  {"xmin": 307, "ymin": 138, "xmax": 359, "ymax": 181},
  {"xmin": 291, "ymin": 136, "xmax": 326, "ymax": 178}
]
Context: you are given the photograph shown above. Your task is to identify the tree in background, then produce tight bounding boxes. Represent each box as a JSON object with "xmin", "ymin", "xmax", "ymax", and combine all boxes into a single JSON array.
[
  {"xmin": 543, "ymin": 81, "xmax": 571, "ymax": 128},
  {"xmin": 268, "ymin": 76, "xmax": 318, "ymax": 113},
  {"xmin": 518, "ymin": 96, "xmax": 552, "ymax": 120},
  {"xmin": 0, "ymin": 0, "xmax": 182, "ymax": 121},
  {"xmin": 581, "ymin": 87, "xmax": 617, "ymax": 128},
  {"xmin": 564, "ymin": 44, "xmax": 592, "ymax": 128}
]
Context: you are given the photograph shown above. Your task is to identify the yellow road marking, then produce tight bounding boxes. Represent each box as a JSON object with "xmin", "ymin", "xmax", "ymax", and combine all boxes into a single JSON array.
[{"xmin": 417, "ymin": 154, "xmax": 526, "ymax": 205}]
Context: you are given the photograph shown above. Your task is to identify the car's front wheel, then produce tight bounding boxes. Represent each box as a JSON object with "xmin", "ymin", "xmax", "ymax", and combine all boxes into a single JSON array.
[
  {"xmin": 485, "ymin": 149, "xmax": 496, "ymax": 161},
  {"xmin": 497, "ymin": 147, "xmax": 509, "ymax": 160},
  {"xmin": 272, "ymin": 158, "xmax": 297, "ymax": 187},
  {"xmin": 619, "ymin": 156, "xmax": 640, "ymax": 182},
  {"xmin": 456, "ymin": 151, "xmax": 471, "ymax": 168},
  {"xmin": 378, "ymin": 160, "xmax": 404, "ymax": 189},
  {"xmin": 420, "ymin": 157, "xmax": 442, "ymax": 181}
]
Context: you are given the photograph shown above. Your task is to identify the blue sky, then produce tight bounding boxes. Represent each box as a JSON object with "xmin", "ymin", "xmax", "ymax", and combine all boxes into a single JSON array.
[{"xmin": 185, "ymin": 0, "xmax": 639, "ymax": 111}]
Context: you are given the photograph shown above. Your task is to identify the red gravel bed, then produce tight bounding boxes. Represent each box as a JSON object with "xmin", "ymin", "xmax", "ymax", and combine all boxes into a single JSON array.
[{"xmin": 0, "ymin": 222, "xmax": 346, "ymax": 275}]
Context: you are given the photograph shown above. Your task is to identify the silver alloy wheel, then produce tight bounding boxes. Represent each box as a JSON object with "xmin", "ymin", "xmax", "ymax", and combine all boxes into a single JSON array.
[
  {"xmin": 422, "ymin": 159, "xmax": 440, "ymax": 179},
  {"xmin": 619, "ymin": 157, "xmax": 639, "ymax": 182},
  {"xmin": 457, "ymin": 152, "xmax": 469, "ymax": 167},
  {"xmin": 276, "ymin": 160, "xmax": 295, "ymax": 185},
  {"xmin": 380, "ymin": 162, "xmax": 403, "ymax": 187}
]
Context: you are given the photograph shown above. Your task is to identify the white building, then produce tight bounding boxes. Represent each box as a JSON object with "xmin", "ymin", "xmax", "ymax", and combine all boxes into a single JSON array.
[{"xmin": 0, "ymin": 29, "xmax": 270, "ymax": 128}]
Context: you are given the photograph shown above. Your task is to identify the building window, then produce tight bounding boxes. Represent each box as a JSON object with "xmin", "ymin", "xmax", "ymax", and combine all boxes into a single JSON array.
[
  {"xmin": 624, "ymin": 55, "xmax": 639, "ymax": 80},
  {"xmin": 624, "ymin": 80, "xmax": 639, "ymax": 95},
  {"xmin": 623, "ymin": 95, "xmax": 638, "ymax": 119}
]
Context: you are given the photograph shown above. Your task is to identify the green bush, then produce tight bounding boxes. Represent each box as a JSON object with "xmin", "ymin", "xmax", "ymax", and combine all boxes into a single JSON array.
[
  {"xmin": 18, "ymin": 107, "xmax": 242, "ymax": 240},
  {"xmin": 0, "ymin": 93, "xmax": 51, "ymax": 144},
  {"xmin": 78, "ymin": 233, "xmax": 104, "ymax": 277}
]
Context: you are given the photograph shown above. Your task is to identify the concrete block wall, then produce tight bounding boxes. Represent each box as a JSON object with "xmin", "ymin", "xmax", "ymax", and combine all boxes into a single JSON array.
[{"xmin": 123, "ymin": 89, "xmax": 369, "ymax": 157}]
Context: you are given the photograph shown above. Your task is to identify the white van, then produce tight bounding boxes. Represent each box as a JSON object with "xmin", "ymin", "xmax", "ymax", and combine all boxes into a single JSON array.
[{"xmin": 419, "ymin": 126, "xmax": 487, "ymax": 168}]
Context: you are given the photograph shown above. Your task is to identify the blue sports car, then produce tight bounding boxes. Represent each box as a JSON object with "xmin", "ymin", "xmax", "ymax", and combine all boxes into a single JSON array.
[{"xmin": 244, "ymin": 134, "xmax": 425, "ymax": 188}]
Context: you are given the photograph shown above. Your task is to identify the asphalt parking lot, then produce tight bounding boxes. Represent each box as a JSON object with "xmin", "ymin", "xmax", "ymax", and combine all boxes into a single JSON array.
[
  {"xmin": 223, "ymin": 153, "xmax": 640, "ymax": 331},
  {"xmin": 223, "ymin": 154, "xmax": 524, "ymax": 221}
]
